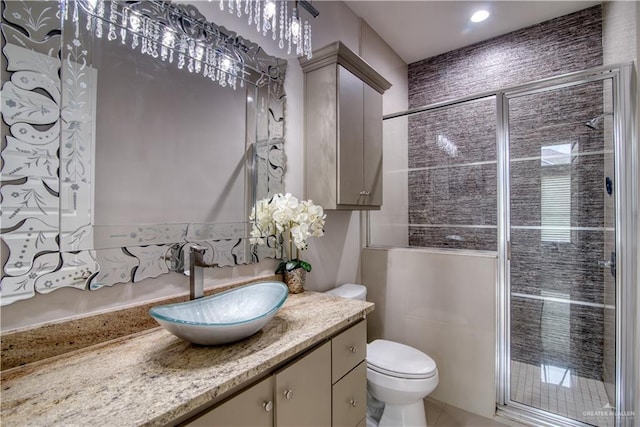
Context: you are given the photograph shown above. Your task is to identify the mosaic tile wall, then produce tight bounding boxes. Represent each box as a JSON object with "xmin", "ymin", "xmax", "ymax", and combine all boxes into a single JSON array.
[{"xmin": 407, "ymin": 6, "xmax": 607, "ymax": 380}]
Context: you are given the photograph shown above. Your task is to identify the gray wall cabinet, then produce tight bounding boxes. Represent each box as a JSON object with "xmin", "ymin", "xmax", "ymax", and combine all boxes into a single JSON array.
[{"xmin": 300, "ymin": 42, "xmax": 391, "ymax": 210}]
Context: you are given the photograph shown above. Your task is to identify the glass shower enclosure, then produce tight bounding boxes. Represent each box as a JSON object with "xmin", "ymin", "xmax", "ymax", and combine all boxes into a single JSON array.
[
  {"xmin": 505, "ymin": 76, "xmax": 615, "ymax": 427},
  {"xmin": 497, "ymin": 64, "xmax": 636, "ymax": 427}
]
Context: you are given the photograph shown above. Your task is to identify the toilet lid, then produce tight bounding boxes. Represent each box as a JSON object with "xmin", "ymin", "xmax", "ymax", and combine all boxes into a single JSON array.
[
  {"xmin": 325, "ymin": 284, "xmax": 367, "ymax": 300},
  {"xmin": 367, "ymin": 340, "xmax": 437, "ymax": 379}
]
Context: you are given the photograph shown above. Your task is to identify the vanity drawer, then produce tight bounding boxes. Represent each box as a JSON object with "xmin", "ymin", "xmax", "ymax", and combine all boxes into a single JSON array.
[
  {"xmin": 332, "ymin": 320, "xmax": 367, "ymax": 383},
  {"xmin": 332, "ymin": 361, "xmax": 367, "ymax": 427},
  {"xmin": 186, "ymin": 376, "xmax": 274, "ymax": 426}
]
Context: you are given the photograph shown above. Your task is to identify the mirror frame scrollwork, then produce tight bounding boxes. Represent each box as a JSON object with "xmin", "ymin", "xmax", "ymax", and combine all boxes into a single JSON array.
[{"xmin": 0, "ymin": 0, "xmax": 287, "ymax": 305}]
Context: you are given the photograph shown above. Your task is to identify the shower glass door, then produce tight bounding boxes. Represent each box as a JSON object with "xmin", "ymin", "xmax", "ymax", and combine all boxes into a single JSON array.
[{"xmin": 506, "ymin": 77, "xmax": 616, "ymax": 426}]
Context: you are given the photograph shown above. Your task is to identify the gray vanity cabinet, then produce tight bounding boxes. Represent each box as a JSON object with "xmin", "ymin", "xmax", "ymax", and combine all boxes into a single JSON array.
[
  {"xmin": 184, "ymin": 320, "xmax": 367, "ymax": 427},
  {"xmin": 300, "ymin": 42, "xmax": 391, "ymax": 210}
]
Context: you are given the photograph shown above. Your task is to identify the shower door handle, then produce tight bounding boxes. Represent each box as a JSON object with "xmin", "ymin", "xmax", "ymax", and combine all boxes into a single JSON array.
[{"xmin": 598, "ymin": 251, "xmax": 616, "ymax": 278}]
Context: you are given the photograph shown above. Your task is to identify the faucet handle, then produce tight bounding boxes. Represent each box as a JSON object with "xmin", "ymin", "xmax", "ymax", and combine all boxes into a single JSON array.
[
  {"xmin": 190, "ymin": 244, "xmax": 207, "ymax": 255},
  {"xmin": 189, "ymin": 243, "xmax": 219, "ymax": 268},
  {"xmin": 189, "ymin": 244, "xmax": 207, "ymax": 266}
]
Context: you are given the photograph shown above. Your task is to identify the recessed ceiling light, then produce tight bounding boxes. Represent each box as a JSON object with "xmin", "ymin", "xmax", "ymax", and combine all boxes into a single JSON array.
[{"xmin": 470, "ymin": 10, "xmax": 490, "ymax": 23}]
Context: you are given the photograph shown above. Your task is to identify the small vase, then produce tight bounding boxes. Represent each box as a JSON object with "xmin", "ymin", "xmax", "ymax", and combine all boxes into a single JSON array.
[{"xmin": 283, "ymin": 268, "xmax": 306, "ymax": 294}]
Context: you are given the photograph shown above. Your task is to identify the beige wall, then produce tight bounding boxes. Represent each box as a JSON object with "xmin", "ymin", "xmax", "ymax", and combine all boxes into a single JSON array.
[
  {"xmin": 301, "ymin": 15, "xmax": 410, "ymax": 293},
  {"xmin": 361, "ymin": 21, "xmax": 410, "ymax": 248},
  {"xmin": 362, "ymin": 247, "xmax": 498, "ymax": 419}
]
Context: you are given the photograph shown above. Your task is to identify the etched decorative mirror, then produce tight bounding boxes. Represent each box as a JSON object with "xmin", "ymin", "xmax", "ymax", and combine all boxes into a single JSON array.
[{"xmin": 0, "ymin": 0, "xmax": 287, "ymax": 305}]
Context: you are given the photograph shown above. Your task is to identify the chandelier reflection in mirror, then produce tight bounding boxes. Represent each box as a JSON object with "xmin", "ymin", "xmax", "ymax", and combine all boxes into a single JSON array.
[
  {"xmin": 60, "ymin": 0, "xmax": 307, "ymax": 90},
  {"xmin": 216, "ymin": 0, "xmax": 317, "ymax": 59}
]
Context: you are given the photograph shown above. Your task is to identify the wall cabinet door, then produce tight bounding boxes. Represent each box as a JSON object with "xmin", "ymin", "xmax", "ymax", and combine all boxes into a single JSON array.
[
  {"xmin": 187, "ymin": 376, "xmax": 274, "ymax": 427},
  {"xmin": 363, "ymin": 83, "xmax": 383, "ymax": 206},
  {"xmin": 275, "ymin": 341, "xmax": 332, "ymax": 427},
  {"xmin": 337, "ymin": 65, "xmax": 365, "ymax": 206}
]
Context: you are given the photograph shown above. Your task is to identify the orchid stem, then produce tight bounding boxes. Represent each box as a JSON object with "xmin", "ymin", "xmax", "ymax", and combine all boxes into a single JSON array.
[{"xmin": 289, "ymin": 226, "xmax": 293, "ymax": 261}]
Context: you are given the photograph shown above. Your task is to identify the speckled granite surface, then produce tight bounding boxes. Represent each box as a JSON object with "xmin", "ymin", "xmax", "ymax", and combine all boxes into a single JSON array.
[
  {"xmin": 0, "ymin": 292, "xmax": 373, "ymax": 426},
  {"xmin": 1, "ymin": 275, "xmax": 282, "ymax": 370}
]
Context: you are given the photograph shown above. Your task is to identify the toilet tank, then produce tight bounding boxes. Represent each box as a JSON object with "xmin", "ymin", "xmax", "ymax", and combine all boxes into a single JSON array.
[{"xmin": 324, "ymin": 284, "xmax": 367, "ymax": 301}]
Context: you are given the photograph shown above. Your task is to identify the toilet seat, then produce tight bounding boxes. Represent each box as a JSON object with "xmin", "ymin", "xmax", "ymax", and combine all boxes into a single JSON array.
[{"xmin": 367, "ymin": 340, "xmax": 437, "ymax": 379}]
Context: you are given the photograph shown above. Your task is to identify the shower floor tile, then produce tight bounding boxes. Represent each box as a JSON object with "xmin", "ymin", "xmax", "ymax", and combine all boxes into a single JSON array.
[{"xmin": 511, "ymin": 361, "xmax": 614, "ymax": 427}]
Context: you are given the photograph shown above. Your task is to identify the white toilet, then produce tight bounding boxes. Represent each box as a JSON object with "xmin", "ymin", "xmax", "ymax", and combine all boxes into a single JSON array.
[{"xmin": 325, "ymin": 284, "xmax": 439, "ymax": 427}]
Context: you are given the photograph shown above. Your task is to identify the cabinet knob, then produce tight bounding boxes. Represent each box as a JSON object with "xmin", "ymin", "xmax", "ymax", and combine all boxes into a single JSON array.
[
  {"xmin": 349, "ymin": 345, "xmax": 358, "ymax": 353},
  {"xmin": 263, "ymin": 401, "xmax": 273, "ymax": 412},
  {"xmin": 350, "ymin": 399, "xmax": 358, "ymax": 407},
  {"xmin": 283, "ymin": 389, "xmax": 293, "ymax": 400}
]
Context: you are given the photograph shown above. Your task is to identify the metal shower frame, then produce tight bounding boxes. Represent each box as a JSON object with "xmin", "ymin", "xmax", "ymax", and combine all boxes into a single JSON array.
[{"xmin": 374, "ymin": 62, "xmax": 637, "ymax": 427}]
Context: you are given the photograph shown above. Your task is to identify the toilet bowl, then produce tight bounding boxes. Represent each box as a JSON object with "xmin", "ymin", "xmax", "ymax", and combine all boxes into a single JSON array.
[
  {"xmin": 367, "ymin": 339, "xmax": 438, "ymax": 427},
  {"xmin": 325, "ymin": 284, "xmax": 439, "ymax": 427}
]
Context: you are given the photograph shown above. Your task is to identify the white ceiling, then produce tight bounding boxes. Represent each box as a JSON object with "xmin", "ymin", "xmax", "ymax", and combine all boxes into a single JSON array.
[{"xmin": 343, "ymin": 1, "xmax": 601, "ymax": 64}]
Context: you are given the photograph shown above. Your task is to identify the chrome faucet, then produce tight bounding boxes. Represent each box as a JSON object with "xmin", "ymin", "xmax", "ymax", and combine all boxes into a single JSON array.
[{"xmin": 189, "ymin": 244, "xmax": 219, "ymax": 300}]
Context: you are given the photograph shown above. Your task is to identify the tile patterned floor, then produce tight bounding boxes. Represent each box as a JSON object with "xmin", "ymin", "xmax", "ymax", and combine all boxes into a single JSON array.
[
  {"xmin": 424, "ymin": 398, "xmax": 513, "ymax": 427},
  {"xmin": 510, "ymin": 360, "xmax": 614, "ymax": 427}
]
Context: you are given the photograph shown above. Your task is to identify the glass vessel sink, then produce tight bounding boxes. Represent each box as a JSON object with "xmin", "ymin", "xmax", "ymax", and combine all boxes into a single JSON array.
[{"xmin": 149, "ymin": 281, "xmax": 289, "ymax": 345}]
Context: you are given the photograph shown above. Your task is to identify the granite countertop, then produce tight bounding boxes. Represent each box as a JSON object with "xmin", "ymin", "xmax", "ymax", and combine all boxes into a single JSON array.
[{"xmin": 0, "ymin": 291, "xmax": 374, "ymax": 426}]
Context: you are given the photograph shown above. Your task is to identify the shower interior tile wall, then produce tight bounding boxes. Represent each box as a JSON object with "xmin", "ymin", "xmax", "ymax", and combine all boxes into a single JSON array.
[
  {"xmin": 406, "ymin": 5, "xmax": 607, "ymax": 383},
  {"xmin": 511, "ymin": 292, "xmax": 606, "ymax": 380},
  {"xmin": 509, "ymin": 78, "xmax": 609, "ymax": 381}
]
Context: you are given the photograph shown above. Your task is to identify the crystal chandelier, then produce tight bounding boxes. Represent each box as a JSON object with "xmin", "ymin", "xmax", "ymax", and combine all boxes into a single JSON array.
[
  {"xmin": 216, "ymin": 0, "xmax": 317, "ymax": 59},
  {"xmin": 59, "ymin": 0, "xmax": 293, "ymax": 91}
]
